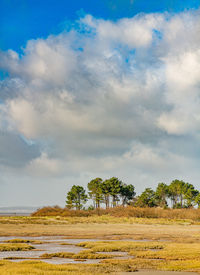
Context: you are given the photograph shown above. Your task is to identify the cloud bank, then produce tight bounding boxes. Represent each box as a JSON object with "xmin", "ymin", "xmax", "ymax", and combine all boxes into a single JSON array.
[{"xmin": 1, "ymin": 10, "xmax": 200, "ymax": 206}]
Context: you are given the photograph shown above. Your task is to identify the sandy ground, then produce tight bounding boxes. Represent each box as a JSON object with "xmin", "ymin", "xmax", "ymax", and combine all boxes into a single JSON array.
[{"xmin": 120, "ymin": 271, "xmax": 199, "ymax": 275}]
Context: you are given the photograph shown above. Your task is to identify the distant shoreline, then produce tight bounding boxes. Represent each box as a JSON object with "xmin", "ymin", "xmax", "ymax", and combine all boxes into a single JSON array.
[
  {"xmin": 0, "ymin": 212, "xmax": 31, "ymax": 216},
  {"xmin": 0, "ymin": 207, "xmax": 39, "ymax": 216}
]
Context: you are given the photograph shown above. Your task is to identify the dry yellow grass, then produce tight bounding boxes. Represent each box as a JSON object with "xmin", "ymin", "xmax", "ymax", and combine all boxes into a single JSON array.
[
  {"xmin": 132, "ymin": 243, "xmax": 200, "ymax": 260},
  {"xmin": 0, "ymin": 260, "xmax": 137, "ymax": 275},
  {"xmin": 1, "ymin": 216, "xmax": 200, "ymax": 274},
  {"xmin": 40, "ymin": 250, "xmax": 116, "ymax": 259},
  {"xmin": 4, "ymin": 238, "xmax": 43, "ymax": 244},
  {"xmin": 77, "ymin": 241, "xmax": 164, "ymax": 252},
  {"xmin": 0, "ymin": 215, "xmax": 196, "ymax": 225},
  {"xmin": 1, "ymin": 240, "xmax": 200, "ymax": 274},
  {"xmin": 0, "ymin": 216, "xmax": 200, "ymax": 242},
  {"xmin": 0, "ymin": 243, "xmax": 34, "ymax": 251}
]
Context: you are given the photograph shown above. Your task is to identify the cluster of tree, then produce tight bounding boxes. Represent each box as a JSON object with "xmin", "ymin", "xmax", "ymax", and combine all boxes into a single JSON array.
[
  {"xmin": 66, "ymin": 177, "xmax": 135, "ymax": 210},
  {"xmin": 66, "ymin": 178, "xmax": 200, "ymax": 210},
  {"xmin": 136, "ymin": 180, "xmax": 200, "ymax": 209}
]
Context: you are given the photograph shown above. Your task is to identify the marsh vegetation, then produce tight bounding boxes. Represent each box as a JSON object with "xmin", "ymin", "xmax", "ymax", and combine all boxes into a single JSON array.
[{"xmin": 0, "ymin": 216, "xmax": 200, "ymax": 274}]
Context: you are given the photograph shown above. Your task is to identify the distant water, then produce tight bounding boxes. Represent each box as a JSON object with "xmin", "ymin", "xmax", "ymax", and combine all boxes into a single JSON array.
[{"xmin": 0, "ymin": 207, "xmax": 39, "ymax": 216}]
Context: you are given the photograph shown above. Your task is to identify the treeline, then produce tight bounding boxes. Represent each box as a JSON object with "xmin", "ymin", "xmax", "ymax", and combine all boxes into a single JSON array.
[{"xmin": 66, "ymin": 178, "xmax": 200, "ymax": 210}]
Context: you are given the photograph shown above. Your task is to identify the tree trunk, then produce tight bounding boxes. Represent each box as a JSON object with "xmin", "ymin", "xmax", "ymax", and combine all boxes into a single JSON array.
[
  {"xmin": 105, "ymin": 195, "xmax": 109, "ymax": 208},
  {"xmin": 180, "ymin": 194, "xmax": 183, "ymax": 208}
]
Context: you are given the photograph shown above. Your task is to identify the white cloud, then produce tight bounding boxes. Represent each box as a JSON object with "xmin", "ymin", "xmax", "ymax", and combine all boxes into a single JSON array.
[
  {"xmin": 82, "ymin": 13, "xmax": 164, "ymax": 48},
  {"xmin": 26, "ymin": 152, "xmax": 64, "ymax": 177},
  {"xmin": 0, "ymin": 10, "xmax": 200, "ymax": 205}
]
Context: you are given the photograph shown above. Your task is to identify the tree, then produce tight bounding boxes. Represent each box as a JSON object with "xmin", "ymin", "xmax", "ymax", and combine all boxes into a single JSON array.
[
  {"xmin": 120, "ymin": 184, "xmax": 135, "ymax": 206},
  {"xmin": 66, "ymin": 185, "xmax": 88, "ymax": 210},
  {"xmin": 155, "ymin": 183, "xmax": 169, "ymax": 208},
  {"xmin": 101, "ymin": 179, "xmax": 112, "ymax": 208},
  {"xmin": 195, "ymin": 193, "xmax": 200, "ymax": 208},
  {"xmin": 88, "ymin": 178, "xmax": 103, "ymax": 209},
  {"xmin": 135, "ymin": 188, "xmax": 157, "ymax": 208},
  {"xmin": 183, "ymin": 183, "xmax": 199, "ymax": 208},
  {"xmin": 169, "ymin": 180, "xmax": 186, "ymax": 208},
  {"xmin": 168, "ymin": 180, "xmax": 198, "ymax": 208},
  {"xmin": 107, "ymin": 177, "xmax": 122, "ymax": 207}
]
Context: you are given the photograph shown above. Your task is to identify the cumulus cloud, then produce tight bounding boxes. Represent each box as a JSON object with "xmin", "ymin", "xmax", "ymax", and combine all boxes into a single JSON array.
[
  {"xmin": 0, "ymin": 9, "xmax": 200, "ymax": 205},
  {"xmin": 26, "ymin": 152, "xmax": 64, "ymax": 177},
  {"xmin": 82, "ymin": 13, "xmax": 164, "ymax": 48}
]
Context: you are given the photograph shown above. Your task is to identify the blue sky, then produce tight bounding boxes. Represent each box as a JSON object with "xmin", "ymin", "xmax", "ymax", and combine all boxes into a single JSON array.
[
  {"xmin": 1, "ymin": 0, "xmax": 200, "ymax": 51},
  {"xmin": 1, "ymin": 1, "xmax": 200, "ymax": 207}
]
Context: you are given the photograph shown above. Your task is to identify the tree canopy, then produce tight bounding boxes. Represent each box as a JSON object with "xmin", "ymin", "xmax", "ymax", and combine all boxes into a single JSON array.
[
  {"xmin": 66, "ymin": 185, "xmax": 88, "ymax": 210},
  {"xmin": 66, "ymin": 178, "xmax": 199, "ymax": 209}
]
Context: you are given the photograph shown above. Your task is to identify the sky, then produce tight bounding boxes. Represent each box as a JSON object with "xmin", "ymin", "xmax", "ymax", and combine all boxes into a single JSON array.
[{"xmin": 1, "ymin": 0, "xmax": 200, "ymax": 207}]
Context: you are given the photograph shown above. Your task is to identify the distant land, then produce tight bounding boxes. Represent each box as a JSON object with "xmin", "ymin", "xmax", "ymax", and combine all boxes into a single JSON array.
[{"xmin": 0, "ymin": 206, "xmax": 40, "ymax": 216}]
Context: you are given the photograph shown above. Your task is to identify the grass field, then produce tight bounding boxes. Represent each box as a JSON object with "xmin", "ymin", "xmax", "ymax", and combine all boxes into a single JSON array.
[
  {"xmin": 1, "ymin": 215, "xmax": 200, "ymax": 274},
  {"xmin": 0, "ymin": 215, "xmax": 200, "ymax": 242}
]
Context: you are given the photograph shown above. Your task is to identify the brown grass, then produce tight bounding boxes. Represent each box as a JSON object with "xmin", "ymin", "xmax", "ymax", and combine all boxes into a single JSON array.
[{"xmin": 32, "ymin": 206, "xmax": 200, "ymax": 221}]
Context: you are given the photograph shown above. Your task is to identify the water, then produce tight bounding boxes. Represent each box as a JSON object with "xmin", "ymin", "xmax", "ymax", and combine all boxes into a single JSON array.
[
  {"xmin": 0, "ymin": 236, "xmax": 95, "ymax": 264},
  {"xmin": 0, "ymin": 236, "xmax": 135, "ymax": 264},
  {"xmin": 0, "ymin": 207, "xmax": 37, "ymax": 216},
  {"xmin": 0, "ymin": 236, "xmax": 147, "ymax": 264}
]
